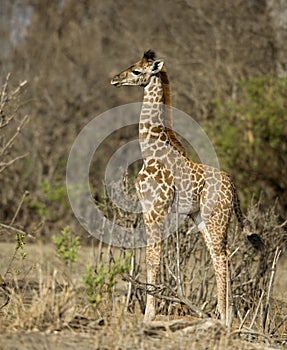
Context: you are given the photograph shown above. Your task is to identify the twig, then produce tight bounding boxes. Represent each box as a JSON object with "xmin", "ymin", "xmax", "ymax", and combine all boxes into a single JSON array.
[
  {"xmin": 0, "ymin": 75, "xmax": 27, "ymax": 128},
  {"xmin": 249, "ymin": 290, "xmax": 264, "ymax": 329},
  {"xmin": 10, "ymin": 190, "xmax": 30, "ymax": 226},
  {"xmin": 166, "ymin": 251, "xmax": 208, "ymax": 319},
  {"xmin": 0, "ymin": 75, "xmax": 27, "ymax": 106},
  {"xmin": 270, "ymin": 314, "xmax": 287, "ymax": 335},
  {"xmin": 96, "ymin": 215, "xmax": 105, "ymax": 266},
  {"xmin": 0, "ymin": 73, "xmax": 11, "ymax": 109},
  {"xmin": 262, "ymin": 247, "xmax": 281, "ymax": 332},
  {"xmin": 278, "ymin": 219, "xmax": 287, "ymax": 228},
  {"xmin": 0, "ymin": 115, "xmax": 14, "ymax": 129},
  {"xmin": 0, "ymin": 223, "xmax": 27, "ymax": 236},
  {"xmin": 229, "ymin": 246, "xmax": 240, "ymax": 259},
  {"xmin": 178, "ymin": 295, "xmax": 209, "ymax": 318},
  {"xmin": 239, "ymin": 309, "xmax": 250, "ymax": 330},
  {"xmin": 0, "ymin": 115, "xmax": 30, "ymax": 157},
  {"xmin": 0, "ymin": 152, "xmax": 29, "ymax": 173},
  {"xmin": 125, "ymin": 248, "xmax": 135, "ymax": 311}
]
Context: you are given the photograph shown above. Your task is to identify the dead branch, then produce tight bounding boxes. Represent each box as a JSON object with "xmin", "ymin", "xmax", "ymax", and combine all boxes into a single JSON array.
[
  {"xmin": 262, "ymin": 247, "xmax": 281, "ymax": 332},
  {"xmin": 249, "ymin": 290, "xmax": 265, "ymax": 329},
  {"xmin": 0, "ymin": 223, "xmax": 27, "ymax": 236},
  {"xmin": 270, "ymin": 314, "xmax": 287, "ymax": 335},
  {"xmin": 0, "ymin": 74, "xmax": 27, "ymax": 129},
  {"xmin": 122, "ymin": 273, "xmax": 209, "ymax": 318},
  {"xmin": 0, "ymin": 114, "xmax": 30, "ymax": 158},
  {"xmin": 0, "ymin": 152, "xmax": 29, "ymax": 174}
]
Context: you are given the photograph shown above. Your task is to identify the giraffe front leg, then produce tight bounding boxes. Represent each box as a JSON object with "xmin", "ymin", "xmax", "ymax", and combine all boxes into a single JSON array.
[
  {"xmin": 136, "ymin": 166, "xmax": 174, "ymax": 322},
  {"xmin": 144, "ymin": 239, "xmax": 161, "ymax": 322},
  {"xmin": 142, "ymin": 212, "xmax": 167, "ymax": 323}
]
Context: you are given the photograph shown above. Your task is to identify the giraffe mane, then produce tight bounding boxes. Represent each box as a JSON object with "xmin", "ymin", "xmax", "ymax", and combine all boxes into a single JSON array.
[
  {"xmin": 160, "ymin": 67, "xmax": 187, "ymax": 157},
  {"xmin": 143, "ymin": 50, "xmax": 156, "ymax": 61},
  {"xmin": 143, "ymin": 50, "xmax": 186, "ymax": 156}
]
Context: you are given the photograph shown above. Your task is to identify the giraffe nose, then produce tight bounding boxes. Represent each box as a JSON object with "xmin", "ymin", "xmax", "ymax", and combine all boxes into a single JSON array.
[{"xmin": 111, "ymin": 75, "xmax": 120, "ymax": 87}]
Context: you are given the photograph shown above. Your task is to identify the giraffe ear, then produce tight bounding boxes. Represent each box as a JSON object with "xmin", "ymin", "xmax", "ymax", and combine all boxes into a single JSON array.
[{"xmin": 149, "ymin": 59, "xmax": 164, "ymax": 74}]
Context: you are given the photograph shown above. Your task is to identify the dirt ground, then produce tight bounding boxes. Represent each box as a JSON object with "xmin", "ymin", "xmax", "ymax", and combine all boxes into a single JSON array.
[
  {"xmin": 0, "ymin": 243, "xmax": 286, "ymax": 350},
  {"xmin": 1, "ymin": 321, "xmax": 285, "ymax": 350},
  {"xmin": 0, "ymin": 315, "xmax": 285, "ymax": 350}
]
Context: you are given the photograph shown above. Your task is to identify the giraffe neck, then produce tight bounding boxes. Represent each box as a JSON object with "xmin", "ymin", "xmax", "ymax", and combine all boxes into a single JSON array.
[{"xmin": 139, "ymin": 68, "xmax": 186, "ymax": 159}]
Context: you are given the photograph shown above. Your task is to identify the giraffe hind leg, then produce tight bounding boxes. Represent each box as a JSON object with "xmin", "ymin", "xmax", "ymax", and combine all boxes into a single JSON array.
[{"xmin": 198, "ymin": 220, "xmax": 228, "ymax": 323}]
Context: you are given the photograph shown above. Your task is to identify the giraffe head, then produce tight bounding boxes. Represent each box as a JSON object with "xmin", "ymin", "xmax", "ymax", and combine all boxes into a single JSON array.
[{"xmin": 111, "ymin": 50, "xmax": 164, "ymax": 87}]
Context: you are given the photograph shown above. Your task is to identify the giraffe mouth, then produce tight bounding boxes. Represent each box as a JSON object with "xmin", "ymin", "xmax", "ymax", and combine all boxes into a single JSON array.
[
  {"xmin": 111, "ymin": 79, "xmax": 140, "ymax": 87},
  {"xmin": 111, "ymin": 78, "xmax": 122, "ymax": 87}
]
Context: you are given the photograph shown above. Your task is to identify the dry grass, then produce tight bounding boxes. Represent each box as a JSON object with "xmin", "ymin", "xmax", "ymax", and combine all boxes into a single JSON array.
[
  {"xmin": 0, "ymin": 196, "xmax": 286, "ymax": 350},
  {"xmin": 0, "ymin": 259, "xmax": 285, "ymax": 350}
]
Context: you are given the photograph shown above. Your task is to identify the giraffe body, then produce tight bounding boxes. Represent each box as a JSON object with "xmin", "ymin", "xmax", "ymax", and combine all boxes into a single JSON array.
[{"xmin": 111, "ymin": 50, "xmax": 261, "ymax": 323}]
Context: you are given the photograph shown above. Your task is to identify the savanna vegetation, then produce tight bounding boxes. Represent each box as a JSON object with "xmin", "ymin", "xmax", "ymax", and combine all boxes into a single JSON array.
[{"xmin": 0, "ymin": 1, "xmax": 286, "ymax": 349}]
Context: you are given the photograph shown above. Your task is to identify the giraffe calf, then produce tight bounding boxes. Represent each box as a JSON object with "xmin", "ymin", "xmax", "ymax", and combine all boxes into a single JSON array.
[{"xmin": 111, "ymin": 50, "xmax": 264, "ymax": 323}]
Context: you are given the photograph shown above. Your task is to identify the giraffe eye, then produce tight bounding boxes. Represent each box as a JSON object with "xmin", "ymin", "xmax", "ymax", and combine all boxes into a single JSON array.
[{"xmin": 132, "ymin": 70, "xmax": 141, "ymax": 76}]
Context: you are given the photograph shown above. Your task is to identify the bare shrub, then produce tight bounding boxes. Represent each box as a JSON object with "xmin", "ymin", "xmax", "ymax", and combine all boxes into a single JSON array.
[
  {"xmin": 121, "ymin": 196, "xmax": 286, "ymax": 339},
  {"xmin": 98, "ymin": 169, "xmax": 286, "ymax": 338},
  {"xmin": 0, "ymin": 74, "xmax": 30, "ymax": 236},
  {"xmin": 0, "ymin": 74, "xmax": 29, "ymax": 174}
]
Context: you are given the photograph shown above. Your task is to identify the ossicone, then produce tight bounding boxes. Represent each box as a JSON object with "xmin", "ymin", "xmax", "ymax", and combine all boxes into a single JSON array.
[{"xmin": 143, "ymin": 50, "xmax": 156, "ymax": 61}]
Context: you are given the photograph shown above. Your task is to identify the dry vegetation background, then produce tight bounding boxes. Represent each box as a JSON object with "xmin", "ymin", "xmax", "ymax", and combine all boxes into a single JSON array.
[{"xmin": 0, "ymin": 0, "xmax": 287, "ymax": 349}]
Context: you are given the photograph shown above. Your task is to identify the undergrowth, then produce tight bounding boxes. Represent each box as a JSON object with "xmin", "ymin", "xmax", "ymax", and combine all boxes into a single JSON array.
[{"xmin": 0, "ymin": 198, "xmax": 286, "ymax": 349}]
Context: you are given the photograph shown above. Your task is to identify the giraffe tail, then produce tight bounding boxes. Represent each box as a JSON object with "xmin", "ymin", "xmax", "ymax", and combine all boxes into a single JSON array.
[
  {"xmin": 246, "ymin": 233, "xmax": 265, "ymax": 251},
  {"xmin": 232, "ymin": 183, "xmax": 267, "ymax": 281},
  {"xmin": 232, "ymin": 184, "xmax": 265, "ymax": 251}
]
